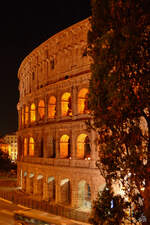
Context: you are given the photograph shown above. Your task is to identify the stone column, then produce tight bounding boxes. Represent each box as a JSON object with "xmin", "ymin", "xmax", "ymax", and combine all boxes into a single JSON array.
[
  {"xmin": 72, "ymin": 86, "xmax": 78, "ymax": 116},
  {"xmin": 43, "ymin": 177, "xmax": 49, "ymax": 201},
  {"xmin": 71, "ymin": 132, "xmax": 76, "ymax": 160},
  {"xmin": 55, "ymin": 132, "xmax": 60, "ymax": 159},
  {"xmin": 55, "ymin": 177, "xmax": 60, "ymax": 203},
  {"xmin": 71, "ymin": 179, "xmax": 78, "ymax": 208},
  {"xmin": 90, "ymin": 129, "xmax": 98, "ymax": 168},
  {"xmin": 56, "ymin": 92, "xmax": 61, "ymax": 119}
]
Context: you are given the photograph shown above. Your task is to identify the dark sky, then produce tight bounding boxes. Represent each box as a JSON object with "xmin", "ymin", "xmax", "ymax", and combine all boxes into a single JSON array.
[{"xmin": 0, "ymin": 1, "xmax": 91, "ymax": 136}]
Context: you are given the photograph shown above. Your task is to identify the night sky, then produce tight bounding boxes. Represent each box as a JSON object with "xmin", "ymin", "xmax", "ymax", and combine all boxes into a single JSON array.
[{"xmin": 0, "ymin": 1, "xmax": 91, "ymax": 136}]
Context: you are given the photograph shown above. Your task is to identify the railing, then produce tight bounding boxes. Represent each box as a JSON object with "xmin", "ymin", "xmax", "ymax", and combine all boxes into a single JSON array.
[
  {"xmin": 0, "ymin": 190, "xmax": 91, "ymax": 223},
  {"xmin": 22, "ymin": 157, "xmax": 97, "ymax": 169}
]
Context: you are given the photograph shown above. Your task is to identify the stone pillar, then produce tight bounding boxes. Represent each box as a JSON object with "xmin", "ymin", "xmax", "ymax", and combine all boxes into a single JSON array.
[
  {"xmin": 70, "ymin": 179, "xmax": 78, "ymax": 208},
  {"xmin": 72, "ymin": 86, "xmax": 77, "ymax": 116},
  {"xmin": 71, "ymin": 132, "xmax": 76, "ymax": 160},
  {"xmin": 26, "ymin": 176, "xmax": 31, "ymax": 193},
  {"xmin": 55, "ymin": 133, "xmax": 60, "ymax": 159},
  {"xmin": 43, "ymin": 133, "xmax": 49, "ymax": 158},
  {"xmin": 56, "ymin": 93, "xmax": 61, "ymax": 119},
  {"xmin": 43, "ymin": 177, "xmax": 49, "ymax": 201},
  {"xmin": 55, "ymin": 177, "xmax": 60, "ymax": 204},
  {"xmin": 90, "ymin": 129, "xmax": 98, "ymax": 168}
]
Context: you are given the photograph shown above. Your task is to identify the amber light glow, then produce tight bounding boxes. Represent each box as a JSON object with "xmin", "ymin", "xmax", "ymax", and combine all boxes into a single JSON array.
[
  {"xmin": 61, "ymin": 92, "xmax": 72, "ymax": 116},
  {"xmin": 78, "ymin": 88, "xmax": 89, "ymax": 114},
  {"xmin": 29, "ymin": 137, "xmax": 34, "ymax": 156},
  {"xmin": 30, "ymin": 103, "xmax": 36, "ymax": 122},
  {"xmin": 48, "ymin": 96, "xmax": 56, "ymax": 119},
  {"xmin": 77, "ymin": 134, "xmax": 87, "ymax": 159},
  {"xmin": 60, "ymin": 135, "xmax": 70, "ymax": 158},
  {"xmin": 38, "ymin": 100, "xmax": 45, "ymax": 119}
]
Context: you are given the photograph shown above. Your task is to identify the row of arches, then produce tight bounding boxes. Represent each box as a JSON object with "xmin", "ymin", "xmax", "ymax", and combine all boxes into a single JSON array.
[
  {"xmin": 21, "ymin": 88, "xmax": 89, "ymax": 127},
  {"xmin": 22, "ymin": 171, "xmax": 91, "ymax": 209},
  {"xmin": 23, "ymin": 133, "xmax": 91, "ymax": 159}
]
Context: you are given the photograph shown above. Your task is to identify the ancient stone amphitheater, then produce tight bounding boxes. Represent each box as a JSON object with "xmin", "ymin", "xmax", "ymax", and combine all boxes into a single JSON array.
[{"xmin": 17, "ymin": 18, "xmax": 105, "ymax": 213}]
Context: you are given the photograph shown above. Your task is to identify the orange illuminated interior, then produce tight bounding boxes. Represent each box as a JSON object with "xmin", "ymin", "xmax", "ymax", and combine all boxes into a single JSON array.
[
  {"xmin": 77, "ymin": 134, "xmax": 88, "ymax": 159},
  {"xmin": 38, "ymin": 100, "xmax": 45, "ymax": 119},
  {"xmin": 60, "ymin": 135, "xmax": 70, "ymax": 158},
  {"xmin": 78, "ymin": 88, "xmax": 89, "ymax": 114},
  {"xmin": 30, "ymin": 103, "xmax": 36, "ymax": 122},
  {"xmin": 24, "ymin": 138, "xmax": 28, "ymax": 156},
  {"xmin": 48, "ymin": 96, "xmax": 56, "ymax": 119},
  {"xmin": 29, "ymin": 137, "xmax": 34, "ymax": 156},
  {"xmin": 25, "ymin": 106, "xmax": 29, "ymax": 125},
  {"xmin": 61, "ymin": 92, "xmax": 72, "ymax": 116}
]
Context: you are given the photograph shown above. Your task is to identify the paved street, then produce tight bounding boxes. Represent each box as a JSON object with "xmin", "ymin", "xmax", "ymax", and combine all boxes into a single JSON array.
[{"xmin": 0, "ymin": 197, "xmax": 28, "ymax": 225}]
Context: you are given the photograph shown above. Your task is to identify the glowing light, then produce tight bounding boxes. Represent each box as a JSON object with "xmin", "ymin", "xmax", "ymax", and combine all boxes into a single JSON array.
[
  {"xmin": 30, "ymin": 103, "xmax": 36, "ymax": 122},
  {"xmin": 60, "ymin": 135, "xmax": 70, "ymax": 158},
  {"xmin": 61, "ymin": 92, "xmax": 72, "ymax": 116},
  {"xmin": 48, "ymin": 96, "xmax": 56, "ymax": 119},
  {"xmin": 78, "ymin": 88, "xmax": 89, "ymax": 114},
  {"xmin": 38, "ymin": 100, "xmax": 45, "ymax": 119},
  {"xmin": 29, "ymin": 137, "xmax": 34, "ymax": 156},
  {"xmin": 77, "ymin": 134, "xmax": 87, "ymax": 159}
]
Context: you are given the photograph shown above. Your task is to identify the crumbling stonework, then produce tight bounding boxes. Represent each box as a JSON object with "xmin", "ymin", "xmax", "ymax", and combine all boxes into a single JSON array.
[{"xmin": 17, "ymin": 18, "xmax": 105, "ymax": 211}]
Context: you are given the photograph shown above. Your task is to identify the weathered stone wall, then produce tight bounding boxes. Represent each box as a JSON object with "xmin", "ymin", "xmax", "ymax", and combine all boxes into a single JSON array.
[{"xmin": 17, "ymin": 18, "xmax": 105, "ymax": 211}]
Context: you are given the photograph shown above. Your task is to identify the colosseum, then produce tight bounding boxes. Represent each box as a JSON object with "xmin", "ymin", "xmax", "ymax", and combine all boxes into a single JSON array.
[{"xmin": 17, "ymin": 18, "xmax": 105, "ymax": 216}]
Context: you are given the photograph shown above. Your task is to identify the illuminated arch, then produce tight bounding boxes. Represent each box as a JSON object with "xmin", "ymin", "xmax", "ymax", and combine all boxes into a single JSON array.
[
  {"xmin": 60, "ymin": 135, "xmax": 70, "ymax": 158},
  {"xmin": 78, "ymin": 180, "xmax": 91, "ymax": 209},
  {"xmin": 29, "ymin": 137, "xmax": 34, "ymax": 156},
  {"xmin": 48, "ymin": 96, "xmax": 56, "ymax": 119},
  {"xmin": 25, "ymin": 106, "xmax": 29, "ymax": 125},
  {"xmin": 30, "ymin": 103, "xmax": 36, "ymax": 122},
  {"xmin": 77, "ymin": 134, "xmax": 91, "ymax": 159},
  {"xmin": 48, "ymin": 176, "xmax": 55, "ymax": 200},
  {"xmin": 60, "ymin": 178, "xmax": 70, "ymax": 204},
  {"xmin": 38, "ymin": 100, "xmax": 45, "ymax": 119},
  {"xmin": 78, "ymin": 88, "xmax": 89, "ymax": 114},
  {"xmin": 24, "ymin": 138, "xmax": 28, "ymax": 156},
  {"xmin": 61, "ymin": 92, "xmax": 72, "ymax": 116}
]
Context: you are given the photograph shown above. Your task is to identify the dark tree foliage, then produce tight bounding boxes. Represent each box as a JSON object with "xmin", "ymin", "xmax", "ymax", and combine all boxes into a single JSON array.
[
  {"xmin": 87, "ymin": 0, "xmax": 150, "ymax": 224},
  {"xmin": 89, "ymin": 185, "xmax": 129, "ymax": 225},
  {"xmin": 0, "ymin": 149, "xmax": 12, "ymax": 172}
]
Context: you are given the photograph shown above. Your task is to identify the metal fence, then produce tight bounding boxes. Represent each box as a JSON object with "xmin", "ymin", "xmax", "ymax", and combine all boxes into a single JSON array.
[{"xmin": 0, "ymin": 190, "xmax": 90, "ymax": 223}]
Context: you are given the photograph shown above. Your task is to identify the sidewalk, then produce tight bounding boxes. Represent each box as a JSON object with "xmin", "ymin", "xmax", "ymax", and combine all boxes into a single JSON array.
[{"xmin": 0, "ymin": 178, "xmax": 91, "ymax": 224}]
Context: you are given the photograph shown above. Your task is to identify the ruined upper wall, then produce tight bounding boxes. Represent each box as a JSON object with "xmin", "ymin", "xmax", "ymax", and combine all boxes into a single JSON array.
[{"xmin": 18, "ymin": 18, "xmax": 91, "ymax": 99}]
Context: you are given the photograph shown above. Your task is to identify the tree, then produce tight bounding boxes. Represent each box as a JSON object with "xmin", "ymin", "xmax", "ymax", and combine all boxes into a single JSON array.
[
  {"xmin": 87, "ymin": 0, "xmax": 150, "ymax": 224},
  {"xmin": 0, "ymin": 149, "xmax": 12, "ymax": 172},
  {"xmin": 89, "ymin": 184, "xmax": 129, "ymax": 225}
]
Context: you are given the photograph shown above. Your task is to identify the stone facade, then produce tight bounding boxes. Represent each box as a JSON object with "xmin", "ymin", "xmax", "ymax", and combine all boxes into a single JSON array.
[{"xmin": 17, "ymin": 18, "xmax": 105, "ymax": 211}]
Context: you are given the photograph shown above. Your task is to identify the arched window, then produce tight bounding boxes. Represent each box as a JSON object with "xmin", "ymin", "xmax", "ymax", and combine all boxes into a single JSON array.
[
  {"xmin": 60, "ymin": 178, "xmax": 70, "ymax": 204},
  {"xmin": 48, "ymin": 177, "xmax": 55, "ymax": 200},
  {"xmin": 30, "ymin": 103, "xmax": 36, "ymax": 122},
  {"xmin": 38, "ymin": 100, "xmax": 45, "ymax": 119},
  {"xmin": 78, "ymin": 180, "xmax": 91, "ymax": 209},
  {"xmin": 78, "ymin": 88, "xmax": 89, "ymax": 114},
  {"xmin": 29, "ymin": 137, "xmax": 34, "ymax": 156},
  {"xmin": 61, "ymin": 92, "xmax": 72, "ymax": 116},
  {"xmin": 24, "ymin": 138, "xmax": 28, "ymax": 156},
  {"xmin": 77, "ymin": 134, "xmax": 91, "ymax": 159},
  {"xmin": 48, "ymin": 96, "xmax": 56, "ymax": 119},
  {"xmin": 25, "ymin": 106, "xmax": 29, "ymax": 125},
  {"xmin": 60, "ymin": 135, "xmax": 71, "ymax": 158}
]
